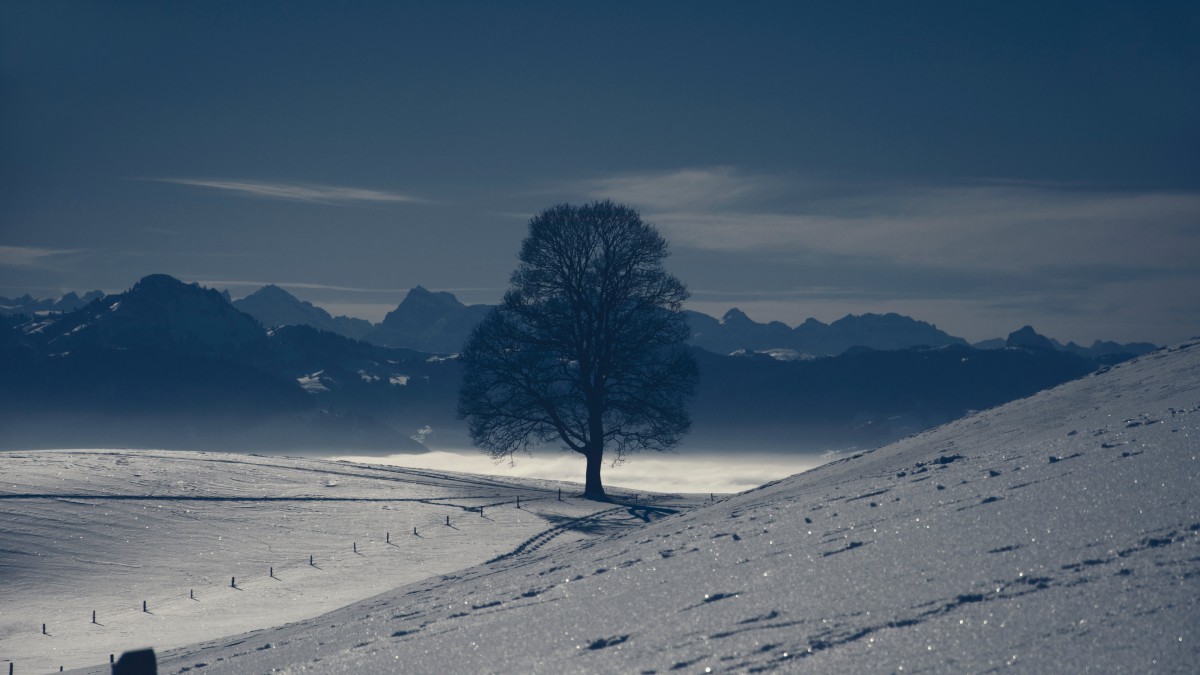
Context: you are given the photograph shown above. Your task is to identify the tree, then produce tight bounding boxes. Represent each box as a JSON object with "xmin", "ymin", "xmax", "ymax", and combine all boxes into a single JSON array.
[{"xmin": 458, "ymin": 201, "xmax": 698, "ymax": 500}]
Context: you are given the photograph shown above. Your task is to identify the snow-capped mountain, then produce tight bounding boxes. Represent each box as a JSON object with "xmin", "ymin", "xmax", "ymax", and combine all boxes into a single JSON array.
[
  {"xmin": 0, "ymin": 275, "xmax": 438, "ymax": 453},
  {"xmin": 0, "ymin": 275, "xmax": 1155, "ymax": 454}
]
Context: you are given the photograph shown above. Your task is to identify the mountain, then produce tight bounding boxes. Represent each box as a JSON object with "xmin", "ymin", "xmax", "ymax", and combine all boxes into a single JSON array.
[
  {"xmin": 0, "ymin": 289, "xmax": 104, "ymax": 316},
  {"xmin": 27, "ymin": 274, "xmax": 269, "ymax": 360},
  {"xmin": 47, "ymin": 339, "xmax": 1200, "ymax": 673},
  {"xmin": 0, "ymin": 275, "xmax": 431, "ymax": 453},
  {"xmin": 0, "ymin": 275, "xmax": 1148, "ymax": 455},
  {"xmin": 686, "ymin": 309, "xmax": 969, "ymax": 356},
  {"xmin": 983, "ymin": 324, "xmax": 1159, "ymax": 362},
  {"xmin": 365, "ymin": 285, "xmax": 492, "ymax": 353},
  {"xmin": 233, "ymin": 284, "xmax": 374, "ymax": 340},
  {"xmin": 689, "ymin": 342, "xmax": 1097, "ymax": 452}
]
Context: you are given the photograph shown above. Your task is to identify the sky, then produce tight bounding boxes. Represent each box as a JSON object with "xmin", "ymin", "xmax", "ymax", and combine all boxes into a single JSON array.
[{"xmin": 1, "ymin": 1, "xmax": 1198, "ymax": 345}]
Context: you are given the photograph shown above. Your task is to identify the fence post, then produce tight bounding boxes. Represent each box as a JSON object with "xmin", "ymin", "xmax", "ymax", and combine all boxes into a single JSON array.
[{"xmin": 231, "ymin": 576, "xmax": 236, "ymax": 588}]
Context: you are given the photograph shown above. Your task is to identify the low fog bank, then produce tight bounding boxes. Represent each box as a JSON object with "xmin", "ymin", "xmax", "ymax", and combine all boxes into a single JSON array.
[{"xmin": 334, "ymin": 448, "xmax": 832, "ymax": 495}]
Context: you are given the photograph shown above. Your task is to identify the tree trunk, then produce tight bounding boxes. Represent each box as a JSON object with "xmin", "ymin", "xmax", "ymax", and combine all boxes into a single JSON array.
[{"xmin": 583, "ymin": 448, "xmax": 606, "ymax": 501}]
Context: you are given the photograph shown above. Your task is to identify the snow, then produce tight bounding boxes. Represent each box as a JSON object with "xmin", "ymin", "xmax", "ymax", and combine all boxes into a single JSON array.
[
  {"xmin": 296, "ymin": 370, "xmax": 328, "ymax": 393},
  {"xmin": 388, "ymin": 375, "xmax": 409, "ymax": 386},
  {"xmin": 7, "ymin": 341, "xmax": 1200, "ymax": 673},
  {"xmin": 2, "ymin": 451, "xmax": 657, "ymax": 673}
]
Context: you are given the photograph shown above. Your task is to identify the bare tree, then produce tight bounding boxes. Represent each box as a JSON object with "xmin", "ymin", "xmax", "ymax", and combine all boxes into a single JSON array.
[{"xmin": 458, "ymin": 201, "xmax": 698, "ymax": 500}]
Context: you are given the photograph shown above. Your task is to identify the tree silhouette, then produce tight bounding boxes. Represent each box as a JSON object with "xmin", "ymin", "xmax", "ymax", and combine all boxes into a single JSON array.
[{"xmin": 458, "ymin": 201, "xmax": 698, "ymax": 500}]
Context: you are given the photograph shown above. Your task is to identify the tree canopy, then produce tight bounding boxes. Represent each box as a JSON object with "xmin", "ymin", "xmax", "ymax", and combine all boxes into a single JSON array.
[{"xmin": 457, "ymin": 201, "xmax": 698, "ymax": 499}]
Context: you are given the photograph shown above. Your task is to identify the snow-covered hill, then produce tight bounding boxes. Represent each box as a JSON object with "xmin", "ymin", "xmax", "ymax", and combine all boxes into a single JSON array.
[
  {"xmin": 13, "ymin": 339, "xmax": 1200, "ymax": 673},
  {"xmin": 1, "ymin": 451, "xmax": 694, "ymax": 673}
]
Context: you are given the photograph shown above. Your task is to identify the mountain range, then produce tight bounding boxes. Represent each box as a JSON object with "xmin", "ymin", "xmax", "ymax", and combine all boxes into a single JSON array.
[
  {"xmin": 0, "ymin": 289, "xmax": 104, "ymax": 316},
  {"xmin": 227, "ymin": 282, "xmax": 1157, "ymax": 360},
  {"xmin": 0, "ymin": 275, "xmax": 1156, "ymax": 454}
]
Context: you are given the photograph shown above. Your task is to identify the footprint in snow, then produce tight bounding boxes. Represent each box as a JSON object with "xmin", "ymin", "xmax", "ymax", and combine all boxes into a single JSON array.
[{"xmin": 585, "ymin": 634, "xmax": 630, "ymax": 650}]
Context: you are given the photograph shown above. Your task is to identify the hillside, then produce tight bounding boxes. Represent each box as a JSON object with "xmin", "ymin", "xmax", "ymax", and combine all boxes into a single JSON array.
[
  {"xmin": 47, "ymin": 339, "xmax": 1200, "ymax": 673},
  {"xmin": 1, "ymin": 450, "xmax": 697, "ymax": 673}
]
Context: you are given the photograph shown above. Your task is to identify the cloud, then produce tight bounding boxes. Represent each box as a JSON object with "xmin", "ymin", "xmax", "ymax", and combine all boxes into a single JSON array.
[
  {"xmin": 573, "ymin": 166, "xmax": 779, "ymax": 212},
  {"xmin": 147, "ymin": 178, "xmax": 426, "ymax": 205},
  {"xmin": 0, "ymin": 246, "xmax": 85, "ymax": 269},
  {"xmin": 195, "ymin": 279, "xmax": 415, "ymax": 293},
  {"xmin": 195, "ymin": 278, "xmax": 504, "ymax": 295},
  {"xmin": 573, "ymin": 168, "xmax": 1200, "ymax": 277}
]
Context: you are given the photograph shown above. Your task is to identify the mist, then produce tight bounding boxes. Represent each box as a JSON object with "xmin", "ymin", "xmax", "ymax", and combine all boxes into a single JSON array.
[{"xmin": 333, "ymin": 449, "xmax": 832, "ymax": 495}]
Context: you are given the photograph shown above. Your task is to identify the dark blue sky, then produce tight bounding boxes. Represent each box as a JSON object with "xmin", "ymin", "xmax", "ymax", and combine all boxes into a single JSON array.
[{"xmin": 2, "ymin": 1, "xmax": 1197, "ymax": 343}]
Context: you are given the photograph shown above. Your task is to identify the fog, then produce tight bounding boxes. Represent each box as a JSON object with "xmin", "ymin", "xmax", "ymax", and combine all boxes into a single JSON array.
[{"xmin": 334, "ymin": 449, "xmax": 833, "ymax": 495}]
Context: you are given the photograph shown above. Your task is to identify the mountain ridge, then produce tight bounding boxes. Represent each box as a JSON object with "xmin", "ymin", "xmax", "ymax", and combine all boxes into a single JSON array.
[{"xmin": 1, "ymin": 274, "xmax": 1138, "ymax": 455}]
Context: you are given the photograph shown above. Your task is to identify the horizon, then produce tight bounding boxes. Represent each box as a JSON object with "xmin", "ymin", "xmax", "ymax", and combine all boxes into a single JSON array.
[
  {"xmin": 3, "ymin": 3, "xmax": 1198, "ymax": 347},
  {"xmin": 2, "ymin": 274, "xmax": 1167, "ymax": 347}
]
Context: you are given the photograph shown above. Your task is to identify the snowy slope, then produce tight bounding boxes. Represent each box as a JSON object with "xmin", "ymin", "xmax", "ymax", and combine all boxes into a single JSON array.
[
  {"xmin": 56, "ymin": 339, "xmax": 1199, "ymax": 674},
  {"xmin": 1, "ymin": 451, "xmax": 692, "ymax": 673}
]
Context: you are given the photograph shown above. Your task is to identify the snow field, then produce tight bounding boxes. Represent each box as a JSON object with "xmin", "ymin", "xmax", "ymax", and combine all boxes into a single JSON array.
[
  {"xmin": 78, "ymin": 341, "xmax": 1200, "ymax": 674},
  {"xmin": 1, "ymin": 450, "xmax": 673, "ymax": 673}
]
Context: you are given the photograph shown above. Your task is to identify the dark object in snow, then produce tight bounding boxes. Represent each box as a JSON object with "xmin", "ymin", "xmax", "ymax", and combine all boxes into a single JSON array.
[
  {"xmin": 587, "ymin": 634, "xmax": 630, "ymax": 650},
  {"xmin": 112, "ymin": 648, "xmax": 157, "ymax": 675}
]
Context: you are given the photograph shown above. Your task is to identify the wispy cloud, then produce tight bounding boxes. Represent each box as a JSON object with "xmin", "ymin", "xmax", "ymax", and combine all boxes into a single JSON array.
[
  {"xmin": 147, "ymin": 178, "xmax": 426, "ymax": 205},
  {"xmin": 573, "ymin": 166, "xmax": 780, "ymax": 211},
  {"xmin": 0, "ymin": 246, "xmax": 85, "ymax": 269},
  {"xmin": 194, "ymin": 279, "xmax": 416, "ymax": 294},
  {"xmin": 194, "ymin": 279, "xmax": 504, "ymax": 295}
]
